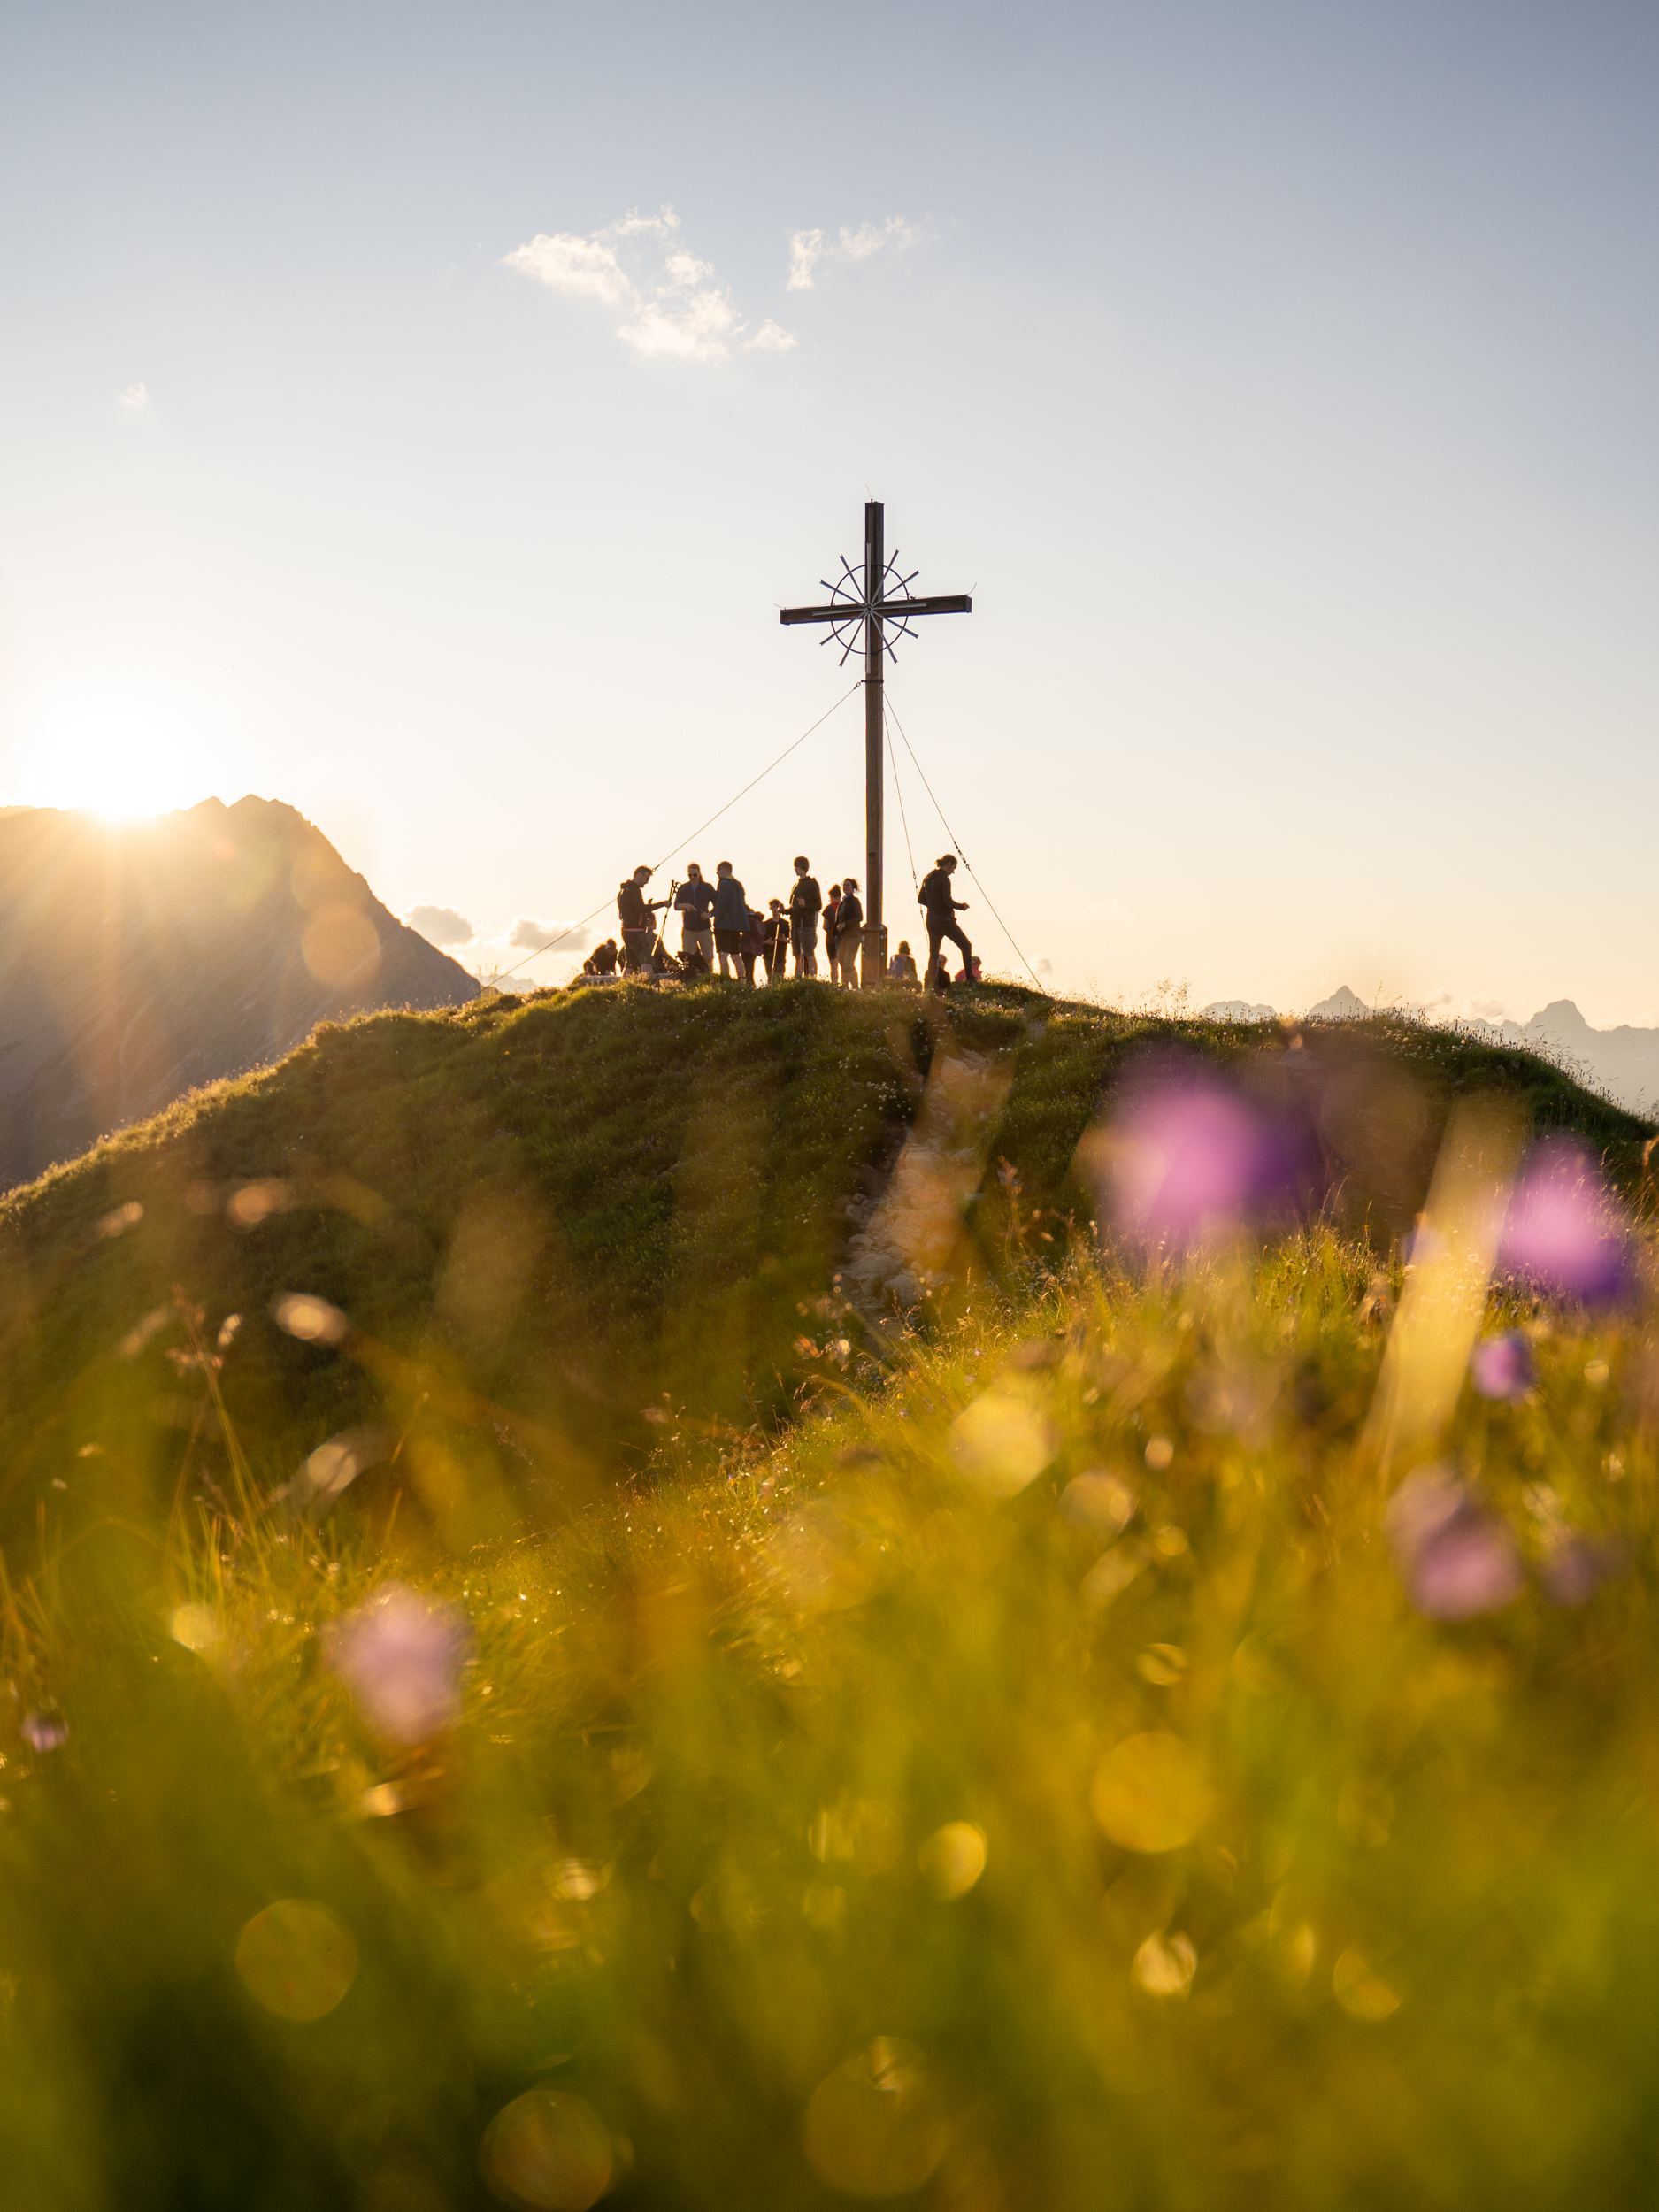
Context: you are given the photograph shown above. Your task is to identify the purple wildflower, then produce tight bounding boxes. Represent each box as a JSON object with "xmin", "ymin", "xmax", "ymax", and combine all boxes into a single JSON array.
[
  {"xmin": 1540, "ymin": 1533, "xmax": 1621, "ymax": 1607},
  {"xmin": 325, "ymin": 1584, "xmax": 471, "ymax": 1744},
  {"xmin": 1108, "ymin": 1080, "xmax": 1271, "ymax": 1247},
  {"xmin": 1385, "ymin": 1468, "xmax": 1524, "ymax": 1621},
  {"xmin": 1499, "ymin": 1138, "xmax": 1631, "ymax": 1305},
  {"xmin": 1470, "ymin": 1333, "xmax": 1535, "ymax": 1402},
  {"xmin": 22, "ymin": 1709, "xmax": 68, "ymax": 1752}
]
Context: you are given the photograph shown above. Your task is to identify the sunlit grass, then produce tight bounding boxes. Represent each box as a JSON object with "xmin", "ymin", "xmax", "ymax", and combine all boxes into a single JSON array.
[{"xmin": 4, "ymin": 1223, "xmax": 1659, "ymax": 2207}]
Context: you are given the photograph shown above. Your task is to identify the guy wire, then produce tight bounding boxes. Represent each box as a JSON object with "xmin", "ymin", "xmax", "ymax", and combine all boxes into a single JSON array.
[
  {"xmin": 883, "ymin": 699, "xmax": 918, "ymax": 888},
  {"xmin": 884, "ymin": 693, "xmax": 1046, "ymax": 993},
  {"xmin": 490, "ymin": 678, "xmax": 864, "ymax": 983}
]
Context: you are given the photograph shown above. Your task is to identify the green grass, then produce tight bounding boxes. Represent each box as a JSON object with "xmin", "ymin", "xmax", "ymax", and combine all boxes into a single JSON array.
[
  {"xmin": 2, "ymin": 982, "xmax": 1656, "ymax": 2208},
  {"xmin": 1, "ymin": 980, "xmax": 1646, "ymax": 1545},
  {"xmin": 4, "ymin": 1231, "xmax": 1659, "ymax": 2208}
]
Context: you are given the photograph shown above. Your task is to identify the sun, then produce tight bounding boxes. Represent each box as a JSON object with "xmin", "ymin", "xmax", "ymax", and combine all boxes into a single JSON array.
[{"xmin": 12, "ymin": 695, "xmax": 225, "ymax": 821}]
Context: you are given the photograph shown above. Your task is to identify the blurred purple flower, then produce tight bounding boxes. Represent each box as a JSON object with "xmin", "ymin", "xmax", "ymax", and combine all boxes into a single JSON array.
[
  {"xmin": 325, "ymin": 1584, "xmax": 471, "ymax": 1744},
  {"xmin": 21, "ymin": 1709, "xmax": 67, "ymax": 1753},
  {"xmin": 1540, "ymin": 1533, "xmax": 1621, "ymax": 1607},
  {"xmin": 1470, "ymin": 1333, "xmax": 1535, "ymax": 1402},
  {"xmin": 1499, "ymin": 1138, "xmax": 1632, "ymax": 1305},
  {"xmin": 1385, "ymin": 1468, "xmax": 1524, "ymax": 1620},
  {"xmin": 1107, "ymin": 1079, "xmax": 1273, "ymax": 1247}
]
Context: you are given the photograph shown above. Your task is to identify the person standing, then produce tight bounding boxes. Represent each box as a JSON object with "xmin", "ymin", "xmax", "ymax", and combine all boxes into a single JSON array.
[
  {"xmin": 740, "ymin": 899, "xmax": 765, "ymax": 985},
  {"xmin": 712, "ymin": 861, "xmax": 749, "ymax": 980},
  {"xmin": 673, "ymin": 864, "xmax": 715, "ymax": 970},
  {"xmin": 788, "ymin": 856, "xmax": 822, "ymax": 977},
  {"xmin": 822, "ymin": 881, "xmax": 842, "ymax": 978},
  {"xmin": 834, "ymin": 876, "xmax": 864, "ymax": 987},
  {"xmin": 762, "ymin": 898, "xmax": 789, "ymax": 982},
  {"xmin": 917, "ymin": 854, "xmax": 972, "ymax": 989},
  {"xmin": 617, "ymin": 865, "xmax": 668, "ymax": 974}
]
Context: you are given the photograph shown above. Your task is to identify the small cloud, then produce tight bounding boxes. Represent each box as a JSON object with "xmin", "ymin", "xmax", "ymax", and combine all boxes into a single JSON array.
[
  {"xmin": 504, "ymin": 204, "xmax": 790, "ymax": 365},
  {"xmin": 509, "ymin": 914, "xmax": 595, "ymax": 955},
  {"xmin": 502, "ymin": 232, "xmax": 633, "ymax": 307},
  {"xmin": 786, "ymin": 216, "xmax": 923, "ymax": 291},
  {"xmin": 119, "ymin": 383, "xmax": 150, "ymax": 413},
  {"xmin": 405, "ymin": 903, "xmax": 474, "ymax": 946},
  {"xmin": 619, "ymin": 288, "xmax": 740, "ymax": 363},
  {"xmin": 1082, "ymin": 899, "xmax": 1135, "ymax": 928},
  {"xmin": 1036, "ymin": 956, "xmax": 1053, "ymax": 976}
]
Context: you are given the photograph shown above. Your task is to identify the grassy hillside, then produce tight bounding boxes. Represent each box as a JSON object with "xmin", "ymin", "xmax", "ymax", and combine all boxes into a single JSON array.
[{"xmin": 0, "ymin": 979, "xmax": 1647, "ymax": 1551}]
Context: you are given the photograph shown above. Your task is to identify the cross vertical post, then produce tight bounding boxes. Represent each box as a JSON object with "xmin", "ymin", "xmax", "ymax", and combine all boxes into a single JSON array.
[
  {"xmin": 780, "ymin": 500, "xmax": 971, "ymax": 987},
  {"xmin": 864, "ymin": 500, "xmax": 886, "ymax": 984}
]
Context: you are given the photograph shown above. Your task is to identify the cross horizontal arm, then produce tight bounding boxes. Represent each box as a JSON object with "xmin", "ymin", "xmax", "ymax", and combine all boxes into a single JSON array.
[{"xmin": 779, "ymin": 593, "xmax": 972, "ymax": 626}]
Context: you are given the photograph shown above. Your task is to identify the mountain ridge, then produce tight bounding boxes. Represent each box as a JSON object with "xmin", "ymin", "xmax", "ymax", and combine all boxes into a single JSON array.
[{"xmin": 0, "ymin": 795, "xmax": 475, "ymax": 1190}]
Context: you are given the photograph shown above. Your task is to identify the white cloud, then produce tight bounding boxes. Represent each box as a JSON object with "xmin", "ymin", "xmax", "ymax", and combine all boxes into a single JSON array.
[
  {"xmin": 501, "ymin": 232, "xmax": 632, "ymax": 307},
  {"xmin": 504, "ymin": 204, "xmax": 794, "ymax": 366},
  {"xmin": 786, "ymin": 216, "xmax": 923, "ymax": 291},
  {"xmin": 405, "ymin": 902, "xmax": 474, "ymax": 945},
  {"xmin": 619, "ymin": 287, "xmax": 740, "ymax": 362},
  {"xmin": 119, "ymin": 382, "xmax": 150, "ymax": 413},
  {"xmin": 509, "ymin": 914, "xmax": 596, "ymax": 954}
]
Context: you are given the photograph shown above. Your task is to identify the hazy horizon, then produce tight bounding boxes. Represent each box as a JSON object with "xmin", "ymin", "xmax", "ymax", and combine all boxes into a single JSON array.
[{"xmin": 3, "ymin": 3, "xmax": 1655, "ymax": 1023}]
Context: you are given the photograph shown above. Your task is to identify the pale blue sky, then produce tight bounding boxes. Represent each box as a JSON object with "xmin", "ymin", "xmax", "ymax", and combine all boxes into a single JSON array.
[{"xmin": 3, "ymin": 3, "xmax": 1655, "ymax": 1018}]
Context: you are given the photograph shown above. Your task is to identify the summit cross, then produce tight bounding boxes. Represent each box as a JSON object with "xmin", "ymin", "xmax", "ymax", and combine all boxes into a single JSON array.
[{"xmin": 780, "ymin": 500, "xmax": 971, "ymax": 986}]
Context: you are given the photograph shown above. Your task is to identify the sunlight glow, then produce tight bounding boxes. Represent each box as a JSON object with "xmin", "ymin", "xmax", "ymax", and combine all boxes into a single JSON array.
[{"xmin": 12, "ymin": 695, "xmax": 224, "ymax": 821}]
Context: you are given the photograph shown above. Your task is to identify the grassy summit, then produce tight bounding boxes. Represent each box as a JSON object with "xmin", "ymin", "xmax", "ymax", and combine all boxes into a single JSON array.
[
  {"xmin": 1, "ymin": 981, "xmax": 1655, "ymax": 2208},
  {"xmin": 0, "ymin": 979, "xmax": 1644, "ymax": 1545}
]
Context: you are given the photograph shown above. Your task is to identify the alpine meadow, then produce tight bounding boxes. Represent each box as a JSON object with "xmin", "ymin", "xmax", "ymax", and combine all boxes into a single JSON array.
[{"xmin": 4, "ymin": 979, "xmax": 1659, "ymax": 2210}]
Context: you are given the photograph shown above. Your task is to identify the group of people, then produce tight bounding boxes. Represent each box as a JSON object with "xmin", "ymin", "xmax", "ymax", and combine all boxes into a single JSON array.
[{"xmin": 583, "ymin": 852, "xmax": 978, "ymax": 990}]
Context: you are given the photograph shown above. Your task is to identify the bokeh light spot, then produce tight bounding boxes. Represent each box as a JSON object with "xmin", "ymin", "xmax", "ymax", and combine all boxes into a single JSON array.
[
  {"xmin": 1333, "ymin": 1947, "xmax": 1402, "ymax": 2022},
  {"xmin": 1091, "ymin": 1733, "xmax": 1215, "ymax": 1854},
  {"xmin": 803, "ymin": 2039, "xmax": 949, "ymax": 2199},
  {"xmin": 1132, "ymin": 1930, "xmax": 1196, "ymax": 1997},
  {"xmin": 170, "ymin": 1603, "xmax": 219, "ymax": 1652},
  {"xmin": 234, "ymin": 1899, "xmax": 358, "ymax": 2022},
  {"xmin": 302, "ymin": 902, "xmax": 382, "ymax": 991},
  {"xmin": 481, "ymin": 2087, "xmax": 613, "ymax": 2210},
  {"xmin": 919, "ymin": 1822, "xmax": 987, "ymax": 1899},
  {"xmin": 948, "ymin": 1388, "xmax": 1057, "ymax": 1497}
]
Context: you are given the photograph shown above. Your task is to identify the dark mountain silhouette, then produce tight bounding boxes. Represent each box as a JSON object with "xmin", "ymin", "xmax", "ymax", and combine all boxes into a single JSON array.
[{"xmin": 0, "ymin": 795, "xmax": 475, "ymax": 1189}]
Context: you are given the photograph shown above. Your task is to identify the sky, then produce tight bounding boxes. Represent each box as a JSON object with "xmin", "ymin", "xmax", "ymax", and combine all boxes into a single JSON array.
[{"xmin": 1, "ymin": 1, "xmax": 1655, "ymax": 1021}]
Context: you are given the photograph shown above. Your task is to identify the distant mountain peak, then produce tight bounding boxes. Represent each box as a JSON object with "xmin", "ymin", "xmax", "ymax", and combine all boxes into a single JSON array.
[{"xmin": 1309, "ymin": 985, "xmax": 1371, "ymax": 1020}]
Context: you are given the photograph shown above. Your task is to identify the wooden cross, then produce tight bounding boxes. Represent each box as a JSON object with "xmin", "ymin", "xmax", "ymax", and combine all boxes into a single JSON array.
[{"xmin": 780, "ymin": 501, "xmax": 971, "ymax": 985}]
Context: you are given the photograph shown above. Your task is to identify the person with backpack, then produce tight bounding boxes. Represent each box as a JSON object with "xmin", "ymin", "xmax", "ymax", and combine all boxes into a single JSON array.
[
  {"xmin": 918, "ymin": 854, "xmax": 972, "ymax": 991},
  {"xmin": 763, "ymin": 899, "xmax": 790, "ymax": 983},
  {"xmin": 833, "ymin": 876, "xmax": 864, "ymax": 987},
  {"xmin": 788, "ymin": 856, "xmax": 822, "ymax": 976},
  {"xmin": 711, "ymin": 861, "xmax": 749, "ymax": 980},
  {"xmin": 617, "ymin": 866, "xmax": 669, "ymax": 974},
  {"xmin": 887, "ymin": 940, "xmax": 918, "ymax": 983}
]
